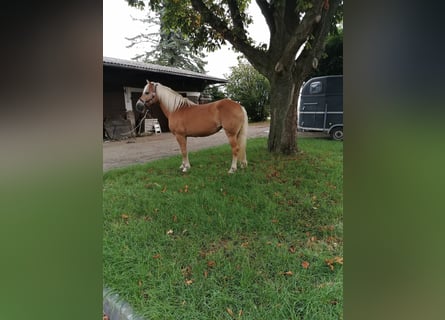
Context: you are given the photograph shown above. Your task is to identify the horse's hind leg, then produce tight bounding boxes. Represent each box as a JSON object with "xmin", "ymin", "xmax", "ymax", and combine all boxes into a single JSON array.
[
  {"xmin": 175, "ymin": 135, "xmax": 190, "ymax": 172},
  {"xmin": 226, "ymin": 134, "xmax": 240, "ymax": 174}
]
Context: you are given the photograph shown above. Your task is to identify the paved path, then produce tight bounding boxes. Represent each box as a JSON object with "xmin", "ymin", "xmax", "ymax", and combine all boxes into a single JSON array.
[{"xmin": 103, "ymin": 123, "xmax": 324, "ymax": 171}]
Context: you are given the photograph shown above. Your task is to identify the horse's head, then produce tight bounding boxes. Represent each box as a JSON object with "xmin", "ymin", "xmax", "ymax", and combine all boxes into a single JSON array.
[{"xmin": 135, "ymin": 80, "xmax": 158, "ymax": 113}]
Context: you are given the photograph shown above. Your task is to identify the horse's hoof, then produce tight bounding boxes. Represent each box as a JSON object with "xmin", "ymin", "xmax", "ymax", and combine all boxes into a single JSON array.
[
  {"xmin": 240, "ymin": 161, "xmax": 248, "ymax": 168},
  {"xmin": 228, "ymin": 168, "xmax": 236, "ymax": 174}
]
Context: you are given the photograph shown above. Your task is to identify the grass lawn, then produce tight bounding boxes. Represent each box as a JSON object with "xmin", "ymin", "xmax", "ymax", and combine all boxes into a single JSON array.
[{"xmin": 103, "ymin": 137, "xmax": 343, "ymax": 319}]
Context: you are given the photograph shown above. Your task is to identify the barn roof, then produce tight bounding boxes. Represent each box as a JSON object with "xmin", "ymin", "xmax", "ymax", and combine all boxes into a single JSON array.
[{"xmin": 103, "ymin": 56, "xmax": 227, "ymax": 84}]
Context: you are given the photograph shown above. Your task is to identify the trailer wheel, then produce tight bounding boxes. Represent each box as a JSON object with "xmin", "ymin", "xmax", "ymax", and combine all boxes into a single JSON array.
[{"xmin": 330, "ymin": 127, "xmax": 343, "ymax": 141}]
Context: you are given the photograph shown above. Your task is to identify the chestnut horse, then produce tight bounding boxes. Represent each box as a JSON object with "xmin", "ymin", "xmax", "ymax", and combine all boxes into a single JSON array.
[{"xmin": 135, "ymin": 81, "xmax": 248, "ymax": 173}]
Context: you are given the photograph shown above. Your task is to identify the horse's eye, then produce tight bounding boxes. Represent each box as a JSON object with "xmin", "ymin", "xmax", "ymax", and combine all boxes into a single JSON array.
[{"xmin": 145, "ymin": 92, "xmax": 149, "ymax": 95}]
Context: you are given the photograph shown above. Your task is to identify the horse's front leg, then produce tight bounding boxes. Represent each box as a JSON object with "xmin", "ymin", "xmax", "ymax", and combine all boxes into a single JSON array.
[{"xmin": 175, "ymin": 135, "xmax": 190, "ymax": 172}]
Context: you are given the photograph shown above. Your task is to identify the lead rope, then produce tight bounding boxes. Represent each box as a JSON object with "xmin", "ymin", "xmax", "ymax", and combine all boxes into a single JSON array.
[
  {"xmin": 120, "ymin": 109, "xmax": 150, "ymax": 138},
  {"xmin": 117, "ymin": 84, "xmax": 157, "ymax": 139}
]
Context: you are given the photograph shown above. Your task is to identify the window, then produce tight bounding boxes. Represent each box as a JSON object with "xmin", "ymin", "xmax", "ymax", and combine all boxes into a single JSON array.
[{"xmin": 309, "ymin": 81, "xmax": 322, "ymax": 94}]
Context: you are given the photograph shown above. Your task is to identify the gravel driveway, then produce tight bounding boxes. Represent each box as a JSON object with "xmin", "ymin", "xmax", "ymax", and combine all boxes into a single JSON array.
[{"xmin": 103, "ymin": 123, "xmax": 324, "ymax": 171}]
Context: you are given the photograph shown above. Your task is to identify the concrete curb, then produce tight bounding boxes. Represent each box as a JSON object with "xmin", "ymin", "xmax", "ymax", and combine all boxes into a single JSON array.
[{"xmin": 103, "ymin": 287, "xmax": 146, "ymax": 320}]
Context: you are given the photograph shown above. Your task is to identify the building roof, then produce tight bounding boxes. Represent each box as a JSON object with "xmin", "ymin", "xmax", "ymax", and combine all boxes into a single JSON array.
[{"xmin": 103, "ymin": 56, "xmax": 227, "ymax": 84}]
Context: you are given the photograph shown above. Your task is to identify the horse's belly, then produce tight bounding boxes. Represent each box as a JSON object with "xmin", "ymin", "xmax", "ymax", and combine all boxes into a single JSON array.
[{"xmin": 186, "ymin": 124, "xmax": 222, "ymax": 137}]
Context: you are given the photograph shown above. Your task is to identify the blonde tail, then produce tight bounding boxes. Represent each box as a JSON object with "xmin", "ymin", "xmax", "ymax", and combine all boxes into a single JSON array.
[{"xmin": 237, "ymin": 106, "xmax": 248, "ymax": 167}]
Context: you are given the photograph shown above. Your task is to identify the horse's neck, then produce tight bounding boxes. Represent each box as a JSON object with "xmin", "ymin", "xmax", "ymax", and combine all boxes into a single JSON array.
[
  {"xmin": 157, "ymin": 86, "xmax": 195, "ymax": 116},
  {"xmin": 158, "ymin": 101, "xmax": 172, "ymax": 119}
]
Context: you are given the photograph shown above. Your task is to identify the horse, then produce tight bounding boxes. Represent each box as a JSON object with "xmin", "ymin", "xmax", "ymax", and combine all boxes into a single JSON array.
[{"xmin": 135, "ymin": 80, "xmax": 248, "ymax": 173}]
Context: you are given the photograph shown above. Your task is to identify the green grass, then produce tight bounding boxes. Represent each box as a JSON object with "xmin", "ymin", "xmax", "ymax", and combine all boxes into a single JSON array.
[{"xmin": 103, "ymin": 137, "xmax": 343, "ymax": 320}]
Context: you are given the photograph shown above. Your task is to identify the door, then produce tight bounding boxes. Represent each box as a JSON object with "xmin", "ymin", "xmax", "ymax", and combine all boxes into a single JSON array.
[
  {"xmin": 130, "ymin": 92, "xmax": 170, "ymax": 133},
  {"xmin": 299, "ymin": 78, "xmax": 326, "ymax": 129}
]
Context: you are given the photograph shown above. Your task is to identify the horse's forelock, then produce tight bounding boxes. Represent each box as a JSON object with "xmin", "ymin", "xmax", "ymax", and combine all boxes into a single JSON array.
[{"xmin": 142, "ymin": 83, "xmax": 149, "ymax": 94}]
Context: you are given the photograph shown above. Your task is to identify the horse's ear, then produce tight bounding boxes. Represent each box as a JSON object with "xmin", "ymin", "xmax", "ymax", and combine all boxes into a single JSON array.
[{"xmin": 146, "ymin": 79, "xmax": 149, "ymax": 84}]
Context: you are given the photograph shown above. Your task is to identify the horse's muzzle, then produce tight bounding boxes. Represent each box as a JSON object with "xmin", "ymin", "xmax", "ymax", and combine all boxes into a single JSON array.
[{"xmin": 135, "ymin": 99, "xmax": 146, "ymax": 113}]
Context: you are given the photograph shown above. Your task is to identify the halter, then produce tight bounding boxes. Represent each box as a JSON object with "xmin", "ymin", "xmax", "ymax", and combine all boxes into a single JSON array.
[{"xmin": 138, "ymin": 82, "xmax": 158, "ymax": 108}]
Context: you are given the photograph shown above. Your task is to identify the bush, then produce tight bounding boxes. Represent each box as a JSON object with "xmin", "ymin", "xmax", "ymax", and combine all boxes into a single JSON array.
[{"xmin": 226, "ymin": 62, "xmax": 270, "ymax": 122}]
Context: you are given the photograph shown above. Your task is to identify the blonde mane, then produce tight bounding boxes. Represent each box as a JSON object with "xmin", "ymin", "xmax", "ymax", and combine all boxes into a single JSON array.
[{"xmin": 154, "ymin": 83, "xmax": 197, "ymax": 112}]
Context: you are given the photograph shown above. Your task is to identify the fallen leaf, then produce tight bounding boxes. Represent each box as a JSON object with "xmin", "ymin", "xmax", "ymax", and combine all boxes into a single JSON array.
[
  {"xmin": 240, "ymin": 241, "xmax": 249, "ymax": 248},
  {"xmin": 281, "ymin": 270, "xmax": 293, "ymax": 276},
  {"xmin": 152, "ymin": 254, "xmax": 161, "ymax": 259},
  {"xmin": 207, "ymin": 260, "xmax": 216, "ymax": 268},
  {"xmin": 166, "ymin": 229, "xmax": 174, "ymax": 235},
  {"xmin": 301, "ymin": 261, "xmax": 310, "ymax": 269},
  {"xmin": 203, "ymin": 270, "xmax": 209, "ymax": 278},
  {"xmin": 121, "ymin": 214, "xmax": 129, "ymax": 219},
  {"xmin": 288, "ymin": 245, "xmax": 296, "ymax": 253},
  {"xmin": 334, "ymin": 256, "xmax": 343, "ymax": 264},
  {"xmin": 271, "ymin": 219, "xmax": 279, "ymax": 223},
  {"xmin": 145, "ymin": 182, "xmax": 161, "ymax": 189},
  {"xmin": 138, "ymin": 280, "xmax": 142, "ymax": 287},
  {"xmin": 226, "ymin": 308, "xmax": 234, "ymax": 317},
  {"xmin": 161, "ymin": 186, "xmax": 167, "ymax": 193},
  {"xmin": 325, "ymin": 256, "xmax": 343, "ymax": 271},
  {"xmin": 173, "ymin": 215, "xmax": 177, "ymax": 222},
  {"xmin": 185, "ymin": 279, "xmax": 193, "ymax": 285},
  {"xmin": 181, "ymin": 265, "xmax": 192, "ymax": 277},
  {"xmin": 320, "ymin": 225, "xmax": 335, "ymax": 231},
  {"xmin": 184, "ymin": 184, "xmax": 189, "ymax": 192},
  {"xmin": 326, "ymin": 236, "xmax": 338, "ymax": 244}
]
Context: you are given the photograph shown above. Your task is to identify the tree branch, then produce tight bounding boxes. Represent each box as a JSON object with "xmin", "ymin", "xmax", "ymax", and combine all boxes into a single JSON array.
[
  {"xmin": 190, "ymin": 0, "xmax": 231, "ymax": 37},
  {"xmin": 227, "ymin": 0, "xmax": 245, "ymax": 38},
  {"xmin": 190, "ymin": 0, "xmax": 268, "ymax": 73},
  {"xmin": 280, "ymin": 0, "xmax": 326, "ymax": 62},
  {"xmin": 283, "ymin": 0, "xmax": 298, "ymax": 33},
  {"xmin": 292, "ymin": 0, "xmax": 342, "ymax": 81},
  {"xmin": 256, "ymin": 0, "xmax": 275, "ymax": 34}
]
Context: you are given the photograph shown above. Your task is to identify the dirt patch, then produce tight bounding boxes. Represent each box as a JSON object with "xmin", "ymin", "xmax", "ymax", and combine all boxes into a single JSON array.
[{"xmin": 103, "ymin": 123, "xmax": 325, "ymax": 171}]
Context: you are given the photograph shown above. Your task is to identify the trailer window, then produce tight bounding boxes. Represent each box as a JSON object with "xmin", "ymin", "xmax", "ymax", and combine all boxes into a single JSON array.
[{"xmin": 309, "ymin": 81, "xmax": 322, "ymax": 94}]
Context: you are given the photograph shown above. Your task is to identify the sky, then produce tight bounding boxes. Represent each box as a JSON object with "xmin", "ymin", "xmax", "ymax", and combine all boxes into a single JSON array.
[{"xmin": 103, "ymin": 0, "xmax": 270, "ymax": 78}]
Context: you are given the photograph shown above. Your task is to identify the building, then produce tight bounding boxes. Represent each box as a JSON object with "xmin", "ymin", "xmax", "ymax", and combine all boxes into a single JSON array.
[{"xmin": 103, "ymin": 56, "xmax": 227, "ymax": 139}]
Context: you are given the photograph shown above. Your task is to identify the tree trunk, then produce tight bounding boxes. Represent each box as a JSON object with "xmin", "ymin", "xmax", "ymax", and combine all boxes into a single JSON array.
[{"xmin": 267, "ymin": 70, "xmax": 298, "ymax": 154}]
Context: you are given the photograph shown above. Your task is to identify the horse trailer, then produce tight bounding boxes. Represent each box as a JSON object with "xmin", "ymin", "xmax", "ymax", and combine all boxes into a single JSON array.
[{"xmin": 298, "ymin": 75, "xmax": 343, "ymax": 140}]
